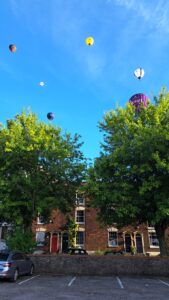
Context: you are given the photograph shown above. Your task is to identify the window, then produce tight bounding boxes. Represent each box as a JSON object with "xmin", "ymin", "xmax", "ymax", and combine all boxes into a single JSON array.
[
  {"xmin": 149, "ymin": 232, "xmax": 159, "ymax": 247},
  {"xmin": 108, "ymin": 231, "xmax": 118, "ymax": 247},
  {"xmin": 0, "ymin": 253, "xmax": 9, "ymax": 261},
  {"xmin": 37, "ymin": 216, "xmax": 45, "ymax": 224},
  {"xmin": 148, "ymin": 223, "xmax": 155, "ymax": 229},
  {"xmin": 36, "ymin": 231, "xmax": 45, "ymax": 246},
  {"xmin": 76, "ymin": 210, "xmax": 85, "ymax": 223},
  {"xmin": 76, "ymin": 231, "xmax": 84, "ymax": 246},
  {"xmin": 12, "ymin": 253, "xmax": 24, "ymax": 260},
  {"xmin": 76, "ymin": 197, "xmax": 85, "ymax": 206}
]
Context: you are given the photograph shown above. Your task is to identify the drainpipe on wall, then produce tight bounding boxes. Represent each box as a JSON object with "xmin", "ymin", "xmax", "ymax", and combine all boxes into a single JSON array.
[
  {"xmin": 49, "ymin": 232, "xmax": 52, "ymax": 254},
  {"xmin": 0, "ymin": 225, "xmax": 2, "ymax": 241},
  {"xmin": 122, "ymin": 232, "xmax": 125, "ymax": 252},
  {"xmin": 59, "ymin": 232, "xmax": 63, "ymax": 253}
]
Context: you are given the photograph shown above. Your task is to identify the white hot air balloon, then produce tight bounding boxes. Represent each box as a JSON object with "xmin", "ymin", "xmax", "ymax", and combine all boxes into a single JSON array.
[
  {"xmin": 39, "ymin": 81, "xmax": 45, "ymax": 87},
  {"xmin": 134, "ymin": 68, "xmax": 145, "ymax": 80}
]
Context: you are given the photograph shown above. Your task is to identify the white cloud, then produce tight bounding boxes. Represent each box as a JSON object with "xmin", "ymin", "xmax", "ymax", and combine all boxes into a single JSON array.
[{"xmin": 113, "ymin": 0, "xmax": 169, "ymax": 33}]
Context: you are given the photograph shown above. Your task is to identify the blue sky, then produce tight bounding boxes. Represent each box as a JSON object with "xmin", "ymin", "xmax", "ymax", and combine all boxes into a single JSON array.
[{"xmin": 1, "ymin": 0, "xmax": 169, "ymax": 161}]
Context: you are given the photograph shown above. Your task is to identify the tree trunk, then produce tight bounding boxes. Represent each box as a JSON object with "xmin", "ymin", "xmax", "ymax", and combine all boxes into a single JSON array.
[{"xmin": 155, "ymin": 222, "xmax": 169, "ymax": 256}]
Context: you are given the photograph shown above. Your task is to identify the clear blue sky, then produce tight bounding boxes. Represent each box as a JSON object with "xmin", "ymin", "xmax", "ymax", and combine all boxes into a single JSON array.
[{"xmin": 1, "ymin": 0, "xmax": 169, "ymax": 161}]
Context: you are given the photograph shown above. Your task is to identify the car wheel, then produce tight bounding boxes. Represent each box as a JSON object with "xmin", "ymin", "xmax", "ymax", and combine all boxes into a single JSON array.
[
  {"xmin": 28, "ymin": 265, "xmax": 34, "ymax": 276},
  {"xmin": 11, "ymin": 269, "xmax": 19, "ymax": 282}
]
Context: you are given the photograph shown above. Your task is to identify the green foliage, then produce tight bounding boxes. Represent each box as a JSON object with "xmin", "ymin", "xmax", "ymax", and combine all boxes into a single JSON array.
[
  {"xmin": 67, "ymin": 217, "xmax": 79, "ymax": 248},
  {"xmin": 130, "ymin": 246, "xmax": 136, "ymax": 255},
  {"xmin": 6, "ymin": 229, "xmax": 36, "ymax": 253},
  {"xmin": 94, "ymin": 249, "xmax": 104, "ymax": 255},
  {"xmin": 0, "ymin": 109, "xmax": 86, "ymax": 229},
  {"xmin": 86, "ymin": 88, "xmax": 169, "ymax": 255}
]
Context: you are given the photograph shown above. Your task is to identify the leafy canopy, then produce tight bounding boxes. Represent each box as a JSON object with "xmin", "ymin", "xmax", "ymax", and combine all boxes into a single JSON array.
[
  {"xmin": 86, "ymin": 89, "xmax": 169, "ymax": 254},
  {"xmin": 0, "ymin": 110, "xmax": 86, "ymax": 229}
]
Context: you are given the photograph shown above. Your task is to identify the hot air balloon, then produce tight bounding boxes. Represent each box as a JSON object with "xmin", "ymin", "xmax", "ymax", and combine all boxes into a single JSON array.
[
  {"xmin": 85, "ymin": 37, "xmax": 94, "ymax": 46},
  {"xmin": 134, "ymin": 68, "xmax": 145, "ymax": 79},
  {"xmin": 9, "ymin": 44, "xmax": 17, "ymax": 53},
  {"xmin": 47, "ymin": 112, "xmax": 54, "ymax": 121},
  {"xmin": 39, "ymin": 81, "xmax": 45, "ymax": 87},
  {"xmin": 129, "ymin": 93, "xmax": 148, "ymax": 112}
]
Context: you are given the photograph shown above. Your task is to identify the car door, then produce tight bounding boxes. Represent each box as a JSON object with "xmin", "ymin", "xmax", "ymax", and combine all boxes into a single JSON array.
[
  {"xmin": 12, "ymin": 252, "xmax": 27, "ymax": 275},
  {"xmin": 23, "ymin": 254, "xmax": 32, "ymax": 273}
]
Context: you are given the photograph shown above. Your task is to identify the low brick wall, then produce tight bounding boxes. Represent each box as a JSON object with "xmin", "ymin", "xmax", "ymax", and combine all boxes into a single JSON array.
[{"xmin": 29, "ymin": 255, "xmax": 169, "ymax": 276}]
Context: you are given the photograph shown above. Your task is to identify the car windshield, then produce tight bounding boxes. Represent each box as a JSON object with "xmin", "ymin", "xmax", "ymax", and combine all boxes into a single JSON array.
[{"xmin": 0, "ymin": 253, "xmax": 9, "ymax": 261}]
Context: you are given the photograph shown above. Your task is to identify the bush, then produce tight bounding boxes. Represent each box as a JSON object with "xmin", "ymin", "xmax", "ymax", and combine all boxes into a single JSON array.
[
  {"xmin": 130, "ymin": 246, "xmax": 136, "ymax": 255},
  {"xmin": 6, "ymin": 229, "xmax": 36, "ymax": 253},
  {"xmin": 94, "ymin": 249, "xmax": 104, "ymax": 255}
]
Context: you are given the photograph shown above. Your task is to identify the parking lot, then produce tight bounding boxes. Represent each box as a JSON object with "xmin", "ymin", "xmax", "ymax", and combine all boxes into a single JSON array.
[{"xmin": 1, "ymin": 275, "xmax": 169, "ymax": 300}]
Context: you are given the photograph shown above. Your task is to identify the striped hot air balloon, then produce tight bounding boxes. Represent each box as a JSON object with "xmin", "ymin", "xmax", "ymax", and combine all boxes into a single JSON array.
[
  {"xmin": 129, "ymin": 93, "xmax": 148, "ymax": 112},
  {"xmin": 134, "ymin": 68, "xmax": 145, "ymax": 80}
]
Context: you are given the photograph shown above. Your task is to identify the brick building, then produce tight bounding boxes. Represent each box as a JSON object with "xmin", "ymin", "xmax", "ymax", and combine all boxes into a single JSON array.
[{"xmin": 32, "ymin": 195, "xmax": 161, "ymax": 256}]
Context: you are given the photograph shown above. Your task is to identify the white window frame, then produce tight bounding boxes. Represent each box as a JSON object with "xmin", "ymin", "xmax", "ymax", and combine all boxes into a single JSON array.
[
  {"xmin": 36, "ymin": 231, "xmax": 45, "ymax": 246},
  {"xmin": 37, "ymin": 216, "xmax": 45, "ymax": 225},
  {"xmin": 108, "ymin": 231, "xmax": 118, "ymax": 247},
  {"xmin": 76, "ymin": 231, "xmax": 85, "ymax": 247},
  {"xmin": 149, "ymin": 231, "xmax": 159, "ymax": 248},
  {"xmin": 75, "ymin": 210, "xmax": 85, "ymax": 224},
  {"xmin": 76, "ymin": 197, "xmax": 85, "ymax": 206}
]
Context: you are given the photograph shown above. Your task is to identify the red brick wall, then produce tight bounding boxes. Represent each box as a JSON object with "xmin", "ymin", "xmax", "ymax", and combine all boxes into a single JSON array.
[
  {"xmin": 85, "ymin": 207, "xmax": 107, "ymax": 251},
  {"xmin": 32, "ymin": 206, "xmax": 161, "ymax": 255}
]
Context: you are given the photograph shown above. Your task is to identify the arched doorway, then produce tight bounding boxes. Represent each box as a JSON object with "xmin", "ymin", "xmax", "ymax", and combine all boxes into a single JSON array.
[
  {"xmin": 51, "ymin": 233, "xmax": 58, "ymax": 253},
  {"xmin": 136, "ymin": 233, "xmax": 143, "ymax": 253},
  {"xmin": 125, "ymin": 233, "xmax": 131, "ymax": 253},
  {"xmin": 62, "ymin": 232, "xmax": 69, "ymax": 253}
]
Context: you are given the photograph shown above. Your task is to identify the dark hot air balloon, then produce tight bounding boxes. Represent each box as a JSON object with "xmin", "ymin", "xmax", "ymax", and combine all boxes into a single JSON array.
[
  {"xmin": 129, "ymin": 93, "xmax": 148, "ymax": 112},
  {"xmin": 9, "ymin": 44, "xmax": 17, "ymax": 53},
  {"xmin": 47, "ymin": 112, "xmax": 54, "ymax": 121}
]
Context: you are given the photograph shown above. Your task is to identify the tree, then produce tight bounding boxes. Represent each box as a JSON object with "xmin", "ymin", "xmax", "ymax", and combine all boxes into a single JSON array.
[
  {"xmin": 67, "ymin": 217, "xmax": 79, "ymax": 248},
  {"xmin": 6, "ymin": 229, "xmax": 36, "ymax": 253},
  {"xmin": 86, "ymin": 89, "xmax": 169, "ymax": 256},
  {"xmin": 0, "ymin": 110, "xmax": 86, "ymax": 231}
]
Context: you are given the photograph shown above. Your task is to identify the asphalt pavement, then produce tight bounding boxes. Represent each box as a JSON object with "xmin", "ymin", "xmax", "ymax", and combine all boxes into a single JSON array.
[{"xmin": 0, "ymin": 275, "xmax": 169, "ymax": 300}]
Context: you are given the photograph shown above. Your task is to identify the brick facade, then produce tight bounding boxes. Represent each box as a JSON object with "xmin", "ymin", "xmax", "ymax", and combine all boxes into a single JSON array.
[{"xmin": 32, "ymin": 196, "xmax": 161, "ymax": 256}]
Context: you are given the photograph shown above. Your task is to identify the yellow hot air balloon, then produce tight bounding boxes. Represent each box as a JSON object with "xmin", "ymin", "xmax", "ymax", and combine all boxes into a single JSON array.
[{"xmin": 85, "ymin": 37, "xmax": 94, "ymax": 46}]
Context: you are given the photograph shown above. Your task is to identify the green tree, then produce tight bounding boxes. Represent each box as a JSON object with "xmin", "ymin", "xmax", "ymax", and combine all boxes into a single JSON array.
[
  {"xmin": 0, "ymin": 110, "xmax": 86, "ymax": 231},
  {"xmin": 86, "ymin": 89, "xmax": 169, "ymax": 256},
  {"xmin": 67, "ymin": 217, "xmax": 79, "ymax": 248},
  {"xmin": 6, "ymin": 229, "xmax": 36, "ymax": 253}
]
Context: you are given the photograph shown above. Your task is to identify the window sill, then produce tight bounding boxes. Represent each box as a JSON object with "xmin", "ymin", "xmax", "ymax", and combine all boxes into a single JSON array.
[{"xmin": 76, "ymin": 222, "xmax": 85, "ymax": 224}]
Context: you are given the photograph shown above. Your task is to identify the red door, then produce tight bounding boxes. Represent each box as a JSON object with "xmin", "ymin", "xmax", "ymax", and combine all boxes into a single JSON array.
[{"xmin": 51, "ymin": 234, "xmax": 58, "ymax": 253}]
